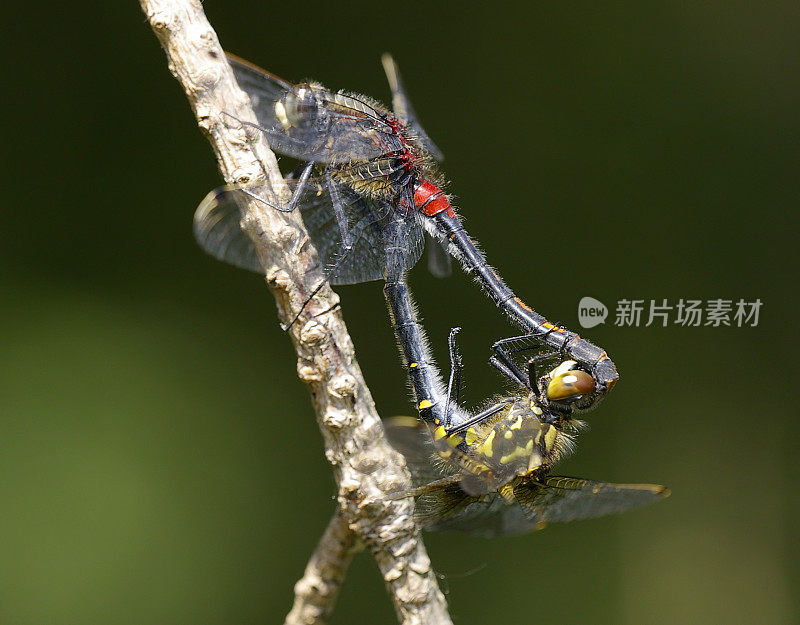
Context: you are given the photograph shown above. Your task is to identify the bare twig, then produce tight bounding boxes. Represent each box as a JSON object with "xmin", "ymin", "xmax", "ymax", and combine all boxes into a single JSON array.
[
  {"xmin": 285, "ymin": 511, "xmax": 361, "ymax": 625},
  {"xmin": 139, "ymin": 1, "xmax": 451, "ymax": 623}
]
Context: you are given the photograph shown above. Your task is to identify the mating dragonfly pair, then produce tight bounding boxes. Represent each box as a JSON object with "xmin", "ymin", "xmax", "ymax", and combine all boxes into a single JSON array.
[{"xmin": 195, "ymin": 53, "xmax": 667, "ymax": 535}]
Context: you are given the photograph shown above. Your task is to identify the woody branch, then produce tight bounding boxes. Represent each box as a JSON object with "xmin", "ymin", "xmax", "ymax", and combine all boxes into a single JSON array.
[{"xmin": 138, "ymin": 1, "xmax": 451, "ymax": 624}]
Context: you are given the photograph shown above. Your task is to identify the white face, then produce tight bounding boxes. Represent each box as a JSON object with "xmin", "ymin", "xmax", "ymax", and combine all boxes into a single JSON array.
[
  {"xmin": 274, "ymin": 100, "xmax": 290, "ymax": 129},
  {"xmin": 276, "ymin": 87, "xmax": 317, "ymax": 130}
]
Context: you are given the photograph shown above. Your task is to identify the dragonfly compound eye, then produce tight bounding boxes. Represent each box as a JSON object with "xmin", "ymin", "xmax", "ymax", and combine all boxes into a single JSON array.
[
  {"xmin": 278, "ymin": 88, "xmax": 318, "ymax": 129},
  {"xmin": 546, "ymin": 370, "xmax": 595, "ymax": 401}
]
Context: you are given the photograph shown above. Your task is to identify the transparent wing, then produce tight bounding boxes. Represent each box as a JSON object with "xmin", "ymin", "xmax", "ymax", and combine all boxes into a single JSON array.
[
  {"xmin": 193, "ymin": 182, "xmax": 339, "ymax": 275},
  {"xmin": 383, "ymin": 416, "xmax": 457, "ymax": 488},
  {"xmin": 193, "ymin": 179, "xmax": 425, "ymax": 285},
  {"xmin": 193, "ymin": 186, "xmax": 262, "ymax": 273},
  {"xmin": 384, "ymin": 415, "xmax": 538, "ymax": 535},
  {"xmin": 415, "ymin": 488, "xmax": 537, "ymax": 537},
  {"xmin": 381, "ymin": 54, "xmax": 444, "ymax": 161},
  {"xmin": 228, "ymin": 53, "xmax": 402, "ymax": 164},
  {"xmin": 513, "ymin": 476, "xmax": 670, "ymax": 525},
  {"xmin": 414, "ymin": 476, "xmax": 668, "ymax": 537},
  {"xmin": 425, "ymin": 232, "xmax": 452, "ymax": 278},
  {"xmin": 300, "ymin": 182, "xmax": 424, "ymax": 285},
  {"xmin": 303, "ymin": 192, "xmax": 392, "ymax": 285}
]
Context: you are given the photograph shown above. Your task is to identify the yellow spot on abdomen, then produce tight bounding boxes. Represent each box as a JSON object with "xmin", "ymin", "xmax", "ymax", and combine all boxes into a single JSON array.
[
  {"xmin": 446, "ymin": 434, "xmax": 462, "ymax": 448},
  {"xmin": 500, "ymin": 439, "xmax": 534, "ymax": 465},
  {"xmin": 513, "ymin": 297, "xmax": 533, "ymax": 312},
  {"xmin": 478, "ymin": 430, "xmax": 496, "ymax": 458},
  {"xmin": 543, "ymin": 426, "xmax": 558, "ymax": 452}
]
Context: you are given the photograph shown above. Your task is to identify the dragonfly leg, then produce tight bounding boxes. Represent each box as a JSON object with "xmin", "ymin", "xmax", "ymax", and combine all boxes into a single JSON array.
[
  {"xmin": 443, "ymin": 327, "xmax": 463, "ymax": 429},
  {"xmin": 491, "ymin": 334, "xmax": 576, "ymax": 400},
  {"xmin": 492, "ymin": 332, "xmax": 567, "ymax": 355},
  {"xmin": 283, "ymin": 161, "xmax": 314, "ymax": 213},
  {"xmin": 239, "ymin": 187, "xmax": 285, "ymax": 212},
  {"xmin": 490, "ymin": 337, "xmax": 535, "ymax": 389},
  {"xmin": 488, "ymin": 354, "xmax": 529, "ymax": 389},
  {"xmin": 240, "ymin": 161, "xmax": 313, "ymax": 214},
  {"xmin": 441, "ymin": 327, "xmax": 519, "ymax": 434},
  {"xmin": 449, "ymin": 399, "xmax": 514, "ymax": 433},
  {"xmin": 325, "ymin": 167, "xmax": 353, "ymax": 250},
  {"xmin": 282, "ymin": 211, "xmax": 373, "ymax": 331}
]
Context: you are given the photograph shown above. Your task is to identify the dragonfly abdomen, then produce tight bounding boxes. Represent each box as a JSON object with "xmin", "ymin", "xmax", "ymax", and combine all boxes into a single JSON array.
[
  {"xmin": 384, "ymin": 278, "xmax": 447, "ymax": 427},
  {"xmin": 432, "ymin": 210, "xmax": 619, "ymax": 399},
  {"xmin": 414, "ymin": 180, "xmax": 454, "ymax": 217}
]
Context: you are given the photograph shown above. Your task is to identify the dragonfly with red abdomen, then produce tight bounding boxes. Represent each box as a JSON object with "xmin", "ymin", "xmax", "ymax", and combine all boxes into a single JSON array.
[{"xmin": 194, "ymin": 52, "xmax": 617, "ymax": 412}]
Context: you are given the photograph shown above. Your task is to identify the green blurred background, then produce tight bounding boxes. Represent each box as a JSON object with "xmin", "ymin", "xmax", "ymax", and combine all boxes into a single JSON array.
[{"xmin": 2, "ymin": 1, "xmax": 798, "ymax": 624}]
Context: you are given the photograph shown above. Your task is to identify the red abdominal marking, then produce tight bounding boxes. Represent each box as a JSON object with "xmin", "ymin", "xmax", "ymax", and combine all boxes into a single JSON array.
[{"xmin": 414, "ymin": 181, "xmax": 455, "ymax": 217}]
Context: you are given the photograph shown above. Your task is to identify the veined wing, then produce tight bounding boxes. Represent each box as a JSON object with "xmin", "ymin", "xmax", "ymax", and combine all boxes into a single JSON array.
[
  {"xmin": 194, "ymin": 178, "xmax": 425, "ymax": 285},
  {"xmin": 424, "ymin": 232, "xmax": 452, "ymax": 278},
  {"xmin": 414, "ymin": 487, "xmax": 532, "ymax": 537},
  {"xmin": 194, "ymin": 185, "xmax": 264, "ymax": 274},
  {"xmin": 193, "ymin": 181, "xmax": 341, "ymax": 275},
  {"xmin": 412, "ymin": 476, "xmax": 668, "ymax": 537},
  {"xmin": 385, "ymin": 415, "xmax": 668, "ymax": 535},
  {"xmin": 381, "ymin": 54, "xmax": 444, "ymax": 161},
  {"xmin": 228, "ymin": 53, "xmax": 403, "ymax": 164},
  {"xmin": 513, "ymin": 476, "xmax": 670, "ymax": 524},
  {"xmin": 384, "ymin": 416, "xmax": 457, "ymax": 489}
]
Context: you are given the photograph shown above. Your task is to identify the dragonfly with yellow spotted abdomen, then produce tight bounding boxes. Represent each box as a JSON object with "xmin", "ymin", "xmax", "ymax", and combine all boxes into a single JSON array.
[
  {"xmin": 384, "ymin": 415, "xmax": 668, "ymax": 537},
  {"xmin": 383, "ymin": 271, "xmax": 667, "ymax": 524}
]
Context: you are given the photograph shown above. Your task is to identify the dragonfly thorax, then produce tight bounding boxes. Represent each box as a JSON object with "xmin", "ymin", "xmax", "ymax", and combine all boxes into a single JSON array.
[{"xmin": 440, "ymin": 395, "xmax": 576, "ymax": 495}]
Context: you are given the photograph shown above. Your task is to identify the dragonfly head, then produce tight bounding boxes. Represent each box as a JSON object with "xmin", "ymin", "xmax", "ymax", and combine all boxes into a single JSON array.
[
  {"xmin": 275, "ymin": 84, "xmax": 320, "ymax": 130},
  {"xmin": 533, "ymin": 359, "xmax": 597, "ymax": 411}
]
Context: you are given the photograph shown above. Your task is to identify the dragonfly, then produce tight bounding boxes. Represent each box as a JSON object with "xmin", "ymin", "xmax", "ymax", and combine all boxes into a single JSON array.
[
  {"xmin": 384, "ymin": 272, "xmax": 667, "ymax": 532},
  {"xmin": 194, "ymin": 52, "xmax": 618, "ymax": 411},
  {"xmin": 191, "ymin": 53, "xmax": 666, "ymax": 513},
  {"xmin": 385, "ymin": 415, "xmax": 668, "ymax": 536}
]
